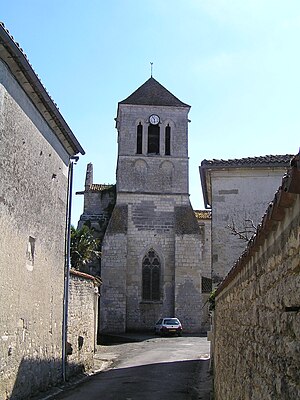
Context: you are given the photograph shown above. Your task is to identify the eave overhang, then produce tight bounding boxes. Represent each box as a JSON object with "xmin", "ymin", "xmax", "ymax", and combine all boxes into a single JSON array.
[
  {"xmin": 199, "ymin": 155, "xmax": 292, "ymax": 210},
  {"xmin": 0, "ymin": 23, "xmax": 84, "ymax": 157},
  {"xmin": 215, "ymin": 152, "xmax": 300, "ymax": 297}
]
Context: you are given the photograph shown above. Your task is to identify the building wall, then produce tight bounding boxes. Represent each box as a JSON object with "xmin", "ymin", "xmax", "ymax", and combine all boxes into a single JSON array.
[
  {"xmin": 210, "ymin": 168, "xmax": 288, "ymax": 284},
  {"xmin": 174, "ymin": 233, "xmax": 202, "ymax": 331},
  {"xmin": 116, "ymin": 104, "xmax": 189, "ymax": 195},
  {"xmin": 68, "ymin": 271, "xmax": 98, "ymax": 374},
  {"xmin": 100, "ymin": 229, "xmax": 128, "ymax": 333},
  {"xmin": 213, "ymin": 188, "xmax": 300, "ymax": 399},
  {"xmin": 101, "ymin": 193, "xmax": 203, "ymax": 333},
  {"xmin": 196, "ymin": 214, "xmax": 212, "ymax": 331},
  {"xmin": 81, "ymin": 189, "xmax": 114, "ymax": 220},
  {"xmin": 198, "ymin": 217, "xmax": 212, "ymax": 280},
  {"xmin": 100, "ymin": 96, "xmax": 203, "ymax": 333},
  {"xmin": 0, "ymin": 60, "xmax": 69, "ymax": 399}
]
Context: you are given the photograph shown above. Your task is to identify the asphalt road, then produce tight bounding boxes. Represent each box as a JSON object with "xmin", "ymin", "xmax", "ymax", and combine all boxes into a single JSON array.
[{"xmin": 54, "ymin": 335, "xmax": 211, "ymax": 400}]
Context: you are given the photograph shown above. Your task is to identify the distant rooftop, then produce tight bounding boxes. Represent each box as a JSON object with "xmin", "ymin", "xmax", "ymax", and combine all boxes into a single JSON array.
[
  {"xmin": 76, "ymin": 184, "xmax": 115, "ymax": 195},
  {"xmin": 201, "ymin": 154, "xmax": 293, "ymax": 169},
  {"xmin": 194, "ymin": 210, "xmax": 212, "ymax": 220},
  {"xmin": 88, "ymin": 184, "xmax": 114, "ymax": 192},
  {"xmin": 119, "ymin": 77, "xmax": 190, "ymax": 108},
  {"xmin": 200, "ymin": 154, "xmax": 292, "ymax": 209},
  {"xmin": 216, "ymin": 151, "xmax": 300, "ymax": 296}
]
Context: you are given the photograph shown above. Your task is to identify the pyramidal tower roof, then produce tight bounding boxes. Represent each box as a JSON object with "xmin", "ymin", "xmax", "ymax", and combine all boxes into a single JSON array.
[{"xmin": 119, "ymin": 77, "xmax": 190, "ymax": 108}]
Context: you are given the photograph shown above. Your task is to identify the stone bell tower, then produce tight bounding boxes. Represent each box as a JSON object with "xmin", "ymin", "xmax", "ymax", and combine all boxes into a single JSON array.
[{"xmin": 100, "ymin": 77, "xmax": 203, "ymax": 333}]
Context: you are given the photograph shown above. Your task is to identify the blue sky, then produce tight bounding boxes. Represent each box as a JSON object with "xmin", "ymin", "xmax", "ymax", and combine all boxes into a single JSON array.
[{"xmin": 2, "ymin": 1, "xmax": 300, "ymax": 224}]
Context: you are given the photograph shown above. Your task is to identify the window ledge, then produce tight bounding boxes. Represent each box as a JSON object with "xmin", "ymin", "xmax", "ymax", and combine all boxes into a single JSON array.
[{"xmin": 140, "ymin": 301, "xmax": 163, "ymax": 305}]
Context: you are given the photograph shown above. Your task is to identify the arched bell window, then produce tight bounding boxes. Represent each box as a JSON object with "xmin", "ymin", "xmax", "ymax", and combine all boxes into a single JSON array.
[
  {"xmin": 136, "ymin": 122, "xmax": 143, "ymax": 154},
  {"xmin": 148, "ymin": 125, "xmax": 160, "ymax": 154},
  {"xmin": 142, "ymin": 249, "xmax": 161, "ymax": 301},
  {"xmin": 165, "ymin": 124, "xmax": 171, "ymax": 155}
]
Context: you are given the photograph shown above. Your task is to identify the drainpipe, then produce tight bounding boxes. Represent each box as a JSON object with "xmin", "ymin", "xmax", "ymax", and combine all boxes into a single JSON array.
[{"xmin": 62, "ymin": 156, "xmax": 79, "ymax": 381}]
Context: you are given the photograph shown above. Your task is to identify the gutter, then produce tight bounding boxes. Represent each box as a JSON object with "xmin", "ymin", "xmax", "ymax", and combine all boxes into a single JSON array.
[{"xmin": 62, "ymin": 156, "xmax": 78, "ymax": 381}]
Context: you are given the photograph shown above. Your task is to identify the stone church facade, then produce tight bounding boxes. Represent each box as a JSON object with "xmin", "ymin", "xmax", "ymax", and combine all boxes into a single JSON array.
[{"xmin": 99, "ymin": 77, "xmax": 203, "ymax": 333}]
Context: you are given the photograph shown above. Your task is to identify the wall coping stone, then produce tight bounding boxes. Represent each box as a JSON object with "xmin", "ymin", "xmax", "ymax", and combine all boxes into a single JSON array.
[{"xmin": 70, "ymin": 269, "xmax": 102, "ymax": 286}]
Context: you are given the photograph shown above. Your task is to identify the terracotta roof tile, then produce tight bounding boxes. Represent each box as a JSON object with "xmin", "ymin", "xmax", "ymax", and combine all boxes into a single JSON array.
[
  {"xmin": 70, "ymin": 269, "xmax": 102, "ymax": 285},
  {"xmin": 88, "ymin": 184, "xmax": 114, "ymax": 192},
  {"xmin": 194, "ymin": 210, "xmax": 212, "ymax": 220},
  {"xmin": 200, "ymin": 154, "xmax": 293, "ymax": 209},
  {"xmin": 201, "ymin": 154, "xmax": 293, "ymax": 168}
]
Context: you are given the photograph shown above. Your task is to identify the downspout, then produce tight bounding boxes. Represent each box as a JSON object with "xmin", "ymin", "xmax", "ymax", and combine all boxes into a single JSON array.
[{"xmin": 62, "ymin": 156, "xmax": 79, "ymax": 381}]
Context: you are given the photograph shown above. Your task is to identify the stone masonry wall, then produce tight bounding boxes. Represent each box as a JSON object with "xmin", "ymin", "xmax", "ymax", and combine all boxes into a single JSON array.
[
  {"xmin": 175, "ymin": 233, "xmax": 202, "ymax": 332},
  {"xmin": 78, "ymin": 186, "xmax": 116, "ymax": 230},
  {"xmin": 198, "ymin": 216, "xmax": 212, "ymax": 331},
  {"xmin": 214, "ymin": 185, "xmax": 300, "ymax": 399},
  {"xmin": 116, "ymin": 103, "xmax": 190, "ymax": 196},
  {"xmin": 100, "ymin": 204, "xmax": 128, "ymax": 333},
  {"xmin": 211, "ymin": 168, "xmax": 288, "ymax": 284},
  {"xmin": 100, "ymin": 231, "xmax": 127, "ymax": 333},
  {"xmin": 101, "ymin": 192, "xmax": 203, "ymax": 333},
  {"xmin": 117, "ymin": 156, "xmax": 188, "ymax": 195},
  {"xmin": 0, "ymin": 60, "xmax": 69, "ymax": 399},
  {"xmin": 100, "ymin": 89, "xmax": 202, "ymax": 334},
  {"xmin": 68, "ymin": 271, "xmax": 98, "ymax": 374}
]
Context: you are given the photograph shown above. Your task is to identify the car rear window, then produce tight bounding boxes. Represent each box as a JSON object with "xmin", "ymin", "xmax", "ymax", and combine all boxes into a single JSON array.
[{"xmin": 164, "ymin": 319, "xmax": 179, "ymax": 325}]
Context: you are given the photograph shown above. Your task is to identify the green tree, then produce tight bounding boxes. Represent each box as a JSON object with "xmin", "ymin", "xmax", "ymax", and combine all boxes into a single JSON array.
[{"xmin": 70, "ymin": 225, "xmax": 101, "ymax": 271}]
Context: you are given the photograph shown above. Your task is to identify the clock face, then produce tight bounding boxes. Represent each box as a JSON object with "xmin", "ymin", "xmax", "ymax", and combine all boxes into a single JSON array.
[{"xmin": 149, "ymin": 114, "xmax": 160, "ymax": 125}]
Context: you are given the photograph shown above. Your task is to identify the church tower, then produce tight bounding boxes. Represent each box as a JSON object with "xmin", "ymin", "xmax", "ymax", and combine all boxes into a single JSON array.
[{"xmin": 100, "ymin": 77, "xmax": 203, "ymax": 333}]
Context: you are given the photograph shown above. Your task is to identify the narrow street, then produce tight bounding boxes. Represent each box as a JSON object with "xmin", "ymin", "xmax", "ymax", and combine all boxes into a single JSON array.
[{"xmin": 54, "ymin": 335, "xmax": 211, "ymax": 400}]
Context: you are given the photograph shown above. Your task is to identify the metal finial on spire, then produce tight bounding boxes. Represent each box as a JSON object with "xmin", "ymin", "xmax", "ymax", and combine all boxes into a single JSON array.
[{"xmin": 150, "ymin": 62, "xmax": 153, "ymax": 77}]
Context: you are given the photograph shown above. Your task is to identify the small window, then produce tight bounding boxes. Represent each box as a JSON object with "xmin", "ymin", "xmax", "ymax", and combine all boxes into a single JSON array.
[
  {"xmin": 142, "ymin": 249, "xmax": 161, "ymax": 301},
  {"xmin": 136, "ymin": 122, "xmax": 143, "ymax": 154},
  {"xmin": 165, "ymin": 125, "xmax": 171, "ymax": 155},
  {"xmin": 202, "ymin": 277, "xmax": 212, "ymax": 293},
  {"xmin": 148, "ymin": 125, "xmax": 160, "ymax": 154},
  {"xmin": 26, "ymin": 236, "xmax": 35, "ymax": 270}
]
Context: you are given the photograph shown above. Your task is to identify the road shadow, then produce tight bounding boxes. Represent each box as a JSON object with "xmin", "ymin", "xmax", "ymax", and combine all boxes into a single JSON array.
[
  {"xmin": 99, "ymin": 332, "xmax": 208, "ymax": 345},
  {"xmin": 6, "ymin": 356, "xmax": 84, "ymax": 400},
  {"xmin": 54, "ymin": 358, "xmax": 212, "ymax": 400}
]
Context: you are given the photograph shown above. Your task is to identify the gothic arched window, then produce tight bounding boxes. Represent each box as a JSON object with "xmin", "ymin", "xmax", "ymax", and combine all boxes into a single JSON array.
[
  {"xmin": 142, "ymin": 249, "xmax": 161, "ymax": 301},
  {"xmin": 165, "ymin": 124, "xmax": 171, "ymax": 155},
  {"xmin": 136, "ymin": 122, "xmax": 143, "ymax": 154},
  {"xmin": 148, "ymin": 125, "xmax": 160, "ymax": 154}
]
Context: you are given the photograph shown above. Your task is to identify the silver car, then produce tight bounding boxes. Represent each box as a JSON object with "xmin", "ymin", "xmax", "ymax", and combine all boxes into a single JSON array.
[{"xmin": 154, "ymin": 317, "xmax": 182, "ymax": 336}]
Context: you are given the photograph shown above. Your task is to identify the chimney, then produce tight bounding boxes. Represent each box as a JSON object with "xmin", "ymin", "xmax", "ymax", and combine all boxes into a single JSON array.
[{"xmin": 85, "ymin": 163, "xmax": 93, "ymax": 190}]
